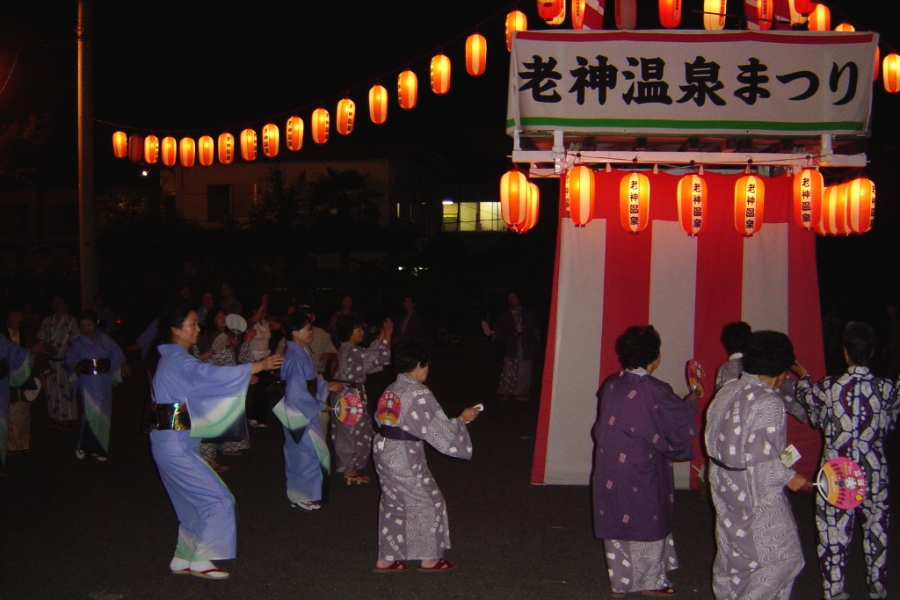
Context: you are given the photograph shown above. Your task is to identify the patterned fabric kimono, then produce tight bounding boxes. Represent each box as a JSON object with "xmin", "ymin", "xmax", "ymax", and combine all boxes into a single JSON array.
[
  {"xmin": 705, "ymin": 374, "xmax": 804, "ymax": 600},
  {"xmin": 66, "ymin": 331, "xmax": 126, "ymax": 458},
  {"xmin": 273, "ymin": 342, "xmax": 329, "ymax": 505},
  {"xmin": 151, "ymin": 344, "xmax": 252, "ymax": 562},
  {"xmin": 796, "ymin": 367, "xmax": 900, "ymax": 600},
  {"xmin": 374, "ymin": 373, "xmax": 472, "ymax": 561},
  {"xmin": 330, "ymin": 339, "xmax": 390, "ymax": 471},
  {"xmin": 715, "ymin": 354, "xmax": 808, "ymax": 424},
  {"xmin": 1, "ymin": 335, "xmax": 33, "ymax": 467},
  {"xmin": 591, "ymin": 369, "xmax": 697, "ymax": 595},
  {"xmin": 37, "ymin": 314, "xmax": 80, "ymax": 421}
]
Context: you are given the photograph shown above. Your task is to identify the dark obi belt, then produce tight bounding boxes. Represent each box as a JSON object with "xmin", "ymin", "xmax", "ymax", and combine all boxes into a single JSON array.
[
  {"xmin": 379, "ymin": 424, "xmax": 422, "ymax": 442},
  {"xmin": 78, "ymin": 358, "xmax": 111, "ymax": 375},
  {"xmin": 0, "ymin": 359, "xmax": 8, "ymax": 379},
  {"xmin": 710, "ymin": 457, "xmax": 746, "ymax": 472},
  {"xmin": 150, "ymin": 403, "xmax": 192, "ymax": 431}
]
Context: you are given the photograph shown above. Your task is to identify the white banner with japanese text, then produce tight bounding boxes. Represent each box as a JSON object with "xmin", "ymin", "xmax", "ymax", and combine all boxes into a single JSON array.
[{"xmin": 507, "ymin": 31, "xmax": 877, "ymax": 136}]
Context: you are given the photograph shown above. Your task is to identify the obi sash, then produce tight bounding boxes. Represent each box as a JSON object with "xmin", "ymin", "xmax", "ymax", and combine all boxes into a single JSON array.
[
  {"xmin": 710, "ymin": 456, "xmax": 747, "ymax": 472},
  {"xmin": 78, "ymin": 358, "xmax": 111, "ymax": 375},
  {"xmin": 150, "ymin": 403, "xmax": 192, "ymax": 431},
  {"xmin": 379, "ymin": 425, "xmax": 422, "ymax": 442}
]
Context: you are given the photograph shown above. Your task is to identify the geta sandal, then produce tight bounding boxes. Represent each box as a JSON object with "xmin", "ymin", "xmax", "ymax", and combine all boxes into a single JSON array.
[
  {"xmin": 345, "ymin": 473, "xmax": 370, "ymax": 484},
  {"xmin": 190, "ymin": 568, "xmax": 230, "ymax": 580},
  {"xmin": 642, "ymin": 587, "xmax": 677, "ymax": 596},
  {"xmin": 373, "ymin": 561, "xmax": 410, "ymax": 573},
  {"xmin": 418, "ymin": 559, "xmax": 456, "ymax": 572}
]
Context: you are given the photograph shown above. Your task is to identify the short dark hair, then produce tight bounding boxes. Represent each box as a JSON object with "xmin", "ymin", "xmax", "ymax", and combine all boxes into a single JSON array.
[
  {"xmin": 204, "ymin": 307, "xmax": 226, "ymax": 332},
  {"xmin": 157, "ymin": 301, "xmax": 196, "ymax": 344},
  {"xmin": 742, "ymin": 331, "xmax": 795, "ymax": 377},
  {"xmin": 78, "ymin": 310, "xmax": 98, "ymax": 324},
  {"xmin": 393, "ymin": 341, "xmax": 428, "ymax": 373},
  {"xmin": 283, "ymin": 312, "xmax": 312, "ymax": 338},
  {"xmin": 337, "ymin": 314, "xmax": 365, "ymax": 343},
  {"xmin": 720, "ymin": 321, "xmax": 752, "ymax": 356},
  {"xmin": 615, "ymin": 325, "xmax": 661, "ymax": 370},
  {"xmin": 843, "ymin": 321, "xmax": 876, "ymax": 367}
]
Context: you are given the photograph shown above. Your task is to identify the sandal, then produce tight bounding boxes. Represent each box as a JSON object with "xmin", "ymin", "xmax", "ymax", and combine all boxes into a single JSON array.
[
  {"xmin": 190, "ymin": 568, "xmax": 230, "ymax": 580},
  {"xmin": 373, "ymin": 561, "xmax": 410, "ymax": 573},
  {"xmin": 418, "ymin": 559, "xmax": 456, "ymax": 572},
  {"xmin": 642, "ymin": 587, "xmax": 677, "ymax": 596},
  {"xmin": 345, "ymin": 473, "xmax": 370, "ymax": 484},
  {"xmin": 213, "ymin": 464, "xmax": 230, "ymax": 473}
]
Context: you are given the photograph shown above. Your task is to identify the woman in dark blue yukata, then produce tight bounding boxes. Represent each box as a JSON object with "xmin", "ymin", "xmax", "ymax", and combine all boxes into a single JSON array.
[{"xmin": 591, "ymin": 325, "xmax": 698, "ymax": 598}]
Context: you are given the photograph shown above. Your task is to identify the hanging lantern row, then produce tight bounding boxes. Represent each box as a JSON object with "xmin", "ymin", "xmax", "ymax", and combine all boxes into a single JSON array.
[{"xmin": 499, "ymin": 170, "xmax": 540, "ymax": 233}]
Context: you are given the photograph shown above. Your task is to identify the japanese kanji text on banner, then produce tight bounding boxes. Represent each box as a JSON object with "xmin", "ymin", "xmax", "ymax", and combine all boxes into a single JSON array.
[{"xmin": 507, "ymin": 31, "xmax": 877, "ymax": 137}]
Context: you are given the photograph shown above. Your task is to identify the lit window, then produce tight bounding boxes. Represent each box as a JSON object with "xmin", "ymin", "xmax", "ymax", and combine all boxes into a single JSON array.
[{"xmin": 442, "ymin": 201, "xmax": 503, "ymax": 232}]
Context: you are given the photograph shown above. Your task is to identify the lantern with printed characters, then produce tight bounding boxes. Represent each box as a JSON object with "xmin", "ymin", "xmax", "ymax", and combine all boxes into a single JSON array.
[
  {"xmin": 677, "ymin": 174, "xmax": 707, "ymax": 235},
  {"xmin": 793, "ymin": 168, "xmax": 823, "ymax": 230},
  {"xmin": 337, "ymin": 99, "xmax": 355, "ymax": 136},
  {"xmin": 218, "ymin": 133, "xmax": 235, "ymax": 164},
  {"xmin": 620, "ymin": 172, "xmax": 650, "ymax": 233},
  {"xmin": 285, "ymin": 117, "xmax": 303, "ymax": 151},
  {"xmin": 735, "ymin": 175, "xmax": 765, "ymax": 236},
  {"xmin": 262, "ymin": 123, "xmax": 279, "ymax": 157},
  {"xmin": 240, "ymin": 129, "xmax": 257, "ymax": 161}
]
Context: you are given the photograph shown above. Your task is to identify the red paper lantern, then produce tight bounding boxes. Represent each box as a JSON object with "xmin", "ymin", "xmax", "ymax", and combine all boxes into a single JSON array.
[
  {"xmin": 616, "ymin": 0, "xmax": 637, "ymax": 29},
  {"xmin": 517, "ymin": 183, "xmax": 540, "ymax": 233},
  {"xmin": 820, "ymin": 183, "xmax": 849, "ymax": 235},
  {"xmin": 161, "ymin": 137, "xmax": 177, "ymax": 167},
  {"xmin": 262, "ymin": 123, "xmax": 279, "ymax": 157},
  {"xmin": 846, "ymin": 177, "xmax": 875, "ymax": 233},
  {"xmin": 506, "ymin": 11, "xmax": 527, "ymax": 52},
  {"xmin": 794, "ymin": 0, "xmax": 814, "ymax": 15},
  {"xmin": 198, "ymin": 135, "xmax": 215, "ymax": 167},
  {"xmin": 285, "ymin": 117, "xmax": 303, "ymax": 151},
  {"xmin": 127, "ymin": 134, "xmax": 143, "ymax": 164},
  {"xmin": 500, "ymin": 170, "xmax": 529, "ymax": 231},
  {"xmin": 677, "ymin": 174, "xmax": 708, "ymax": 236},
  {"xmin": 703, "ymin": 0, "xmax": 726, "ymax": 30},
  {"xmin": 179, "ymin": 137, "xmax": 196, "ymax": 168},
  {"xmin": 112, "ymin": 131, "xmax": 128, "ymax": 158},
  {"xmin": 430, "ymin": 55, "xmax": 451, "ymax": 95},
  {"xmin": 873, "ymin": 46, "xmax": 881, "ymax": 83},
  {"xmin": 793, "ymin": 168, "xmax": 823, "ymax": 230},
  {"xmin": 808, "ymin": 4, "xmax": 830, "ymax": 31},
  {"xmin": 658, "ymin": 0, "xmax": 682, "ymax": 29},
  {"xmin": 572, "ymin": 0, "xmax": 586, "ymax": 29},
  {"xmin": 620, "ymin": 172, "xmax": 650, "ymax": 233},
  {"xmin": 750, "ymin": 0, "xmax": 773, "ymax": 30},
  {"xmin": 537, "ymin": 0, "xmax": 565, "ymax": 23},
  {"xmin": 368, "ymin": 85, "xmax": 388, "ymax": 125},
  {"xmin": 465, "ymin": 34, "xmax": 487, "ymax": 77},
  {"xmin": 884, "ymin": 53, "xmax": 900, "ymax": 93},
  {"xmin": 312, "ymin": 108, "xmax": 330, "ymax": 144},
  {"xmin": 240, "ymin": 129, "xmax": 257, "ymax": 161},
  {"xmin": 735, "ymin": 175, "xmax": 765, "ymax": 236},
  {"xmin": 398, "ymin": 70, "xmax": 418, "ymax": 110},
  {"xmin": 144, "ymin": 135, "xmax": 159, "ymax": 164},
  {"xmin": 218, "ymin": 133, "xmax": 235, "ymax": 165},
  {"xmin": 566, "ymin": 165, "xmax": 595, "ymax": 227},
  {"xmin": 337, "ymin": 99, "xmax": 355, "ymax": 136}
]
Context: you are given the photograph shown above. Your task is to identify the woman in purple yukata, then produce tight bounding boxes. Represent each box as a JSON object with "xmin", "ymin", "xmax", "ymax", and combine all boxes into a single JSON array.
[
  {"xmin": 591, "ymin": 325, "xmax": 697, "ymax": 597},
  {"xmin": 150, "ymin": 302, "xmax": 282, "ymax": 580},
  {"xmin": 66, "ymin": 310, "xmax": 129, "ymax": 462}
]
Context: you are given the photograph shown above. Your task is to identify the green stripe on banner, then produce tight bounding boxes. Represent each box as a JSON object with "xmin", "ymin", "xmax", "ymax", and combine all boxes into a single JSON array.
[{"xmin": 507, "ymin": 117, "xmax": 865, "ymax": 132}]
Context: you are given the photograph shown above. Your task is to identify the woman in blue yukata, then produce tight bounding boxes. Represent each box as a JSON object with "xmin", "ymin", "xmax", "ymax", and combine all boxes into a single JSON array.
[{"xmin": 150, "ymin": 302, "xmax": 282, "ymax": 580}]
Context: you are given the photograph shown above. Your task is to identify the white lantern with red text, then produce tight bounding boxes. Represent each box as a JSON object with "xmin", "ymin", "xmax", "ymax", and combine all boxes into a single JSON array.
[
  {"xmin": 677, "ymin": 174, "xmax": 707, "ymax": 235},
  {"xmin": 793, "ymin": 168, "xmax": 823, "ymax": 230},
  {"xmin": 620, "ymin": 172, "xmax": 650, "ymax": 232},
  {"xmin": 703, "ymin": 0, "xmax": 726, "ymax": 30},
  {"xmin": 735, "ymin": 175, "xmax": 765, "ymax": 236},
  {"xmin": 566, "ymin": 165, "xmax": 595, "ymax": 227}
]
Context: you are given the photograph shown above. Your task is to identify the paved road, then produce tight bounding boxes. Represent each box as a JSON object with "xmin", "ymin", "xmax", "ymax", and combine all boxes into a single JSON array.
[{"xmin": 2, "ymin": 346, "xmax": 897, "ymax": 599}]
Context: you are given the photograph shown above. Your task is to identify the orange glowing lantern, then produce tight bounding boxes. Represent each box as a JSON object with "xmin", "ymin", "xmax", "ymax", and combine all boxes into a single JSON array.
[
  {"xmin": 198, "ymin": 135, "xmax": 215, "ymax": 167},
  {"xmin": 874, "ymin": 46, "xmax": 881, "ymax": 82},
  {"xmin": 430, "ymin": 55, "xmax": 451, "ymax": 95},
  {"xmin": 735, "ymin": 175, "xmax": 765, "ymax": 236},
  {"xmin": 820, "ymin": 183, "xmax": 849, "ymax": 235},
  {"xmin": 369, "ymin": 85, "xmax": 388, "ymax": 124},
  {"xmin": 572, "ymin": 0, "xmax": 586, "ymax": 29},
  {"xmin": 240, "ymin": 129, "xmax": 257, "ymax": 161},
  {"xmin": 884, "ymin": 53, "xmax": 900, "ymax": 93},
  {"xmin": 218, "ymin": 133, "xmax": 235, "ymax": 164},
  {"xmin": 506, "ymin": 11, "xmax": 527, "ymax": 52},
  {"xmin": 620, "ymin": 172, "xmax": 650, "ymax": 233},
  {"xmin": 677, "ymin": 174, "xmax": 708, "ymax": 236},
  {"xmin": 127, "ymin": 134, "xmax": 143, "ymax": 164},
  {"xmin": 312, "ymin": 108, "xmax": 330, "ymax": 144},
  {"xmin": 538, "ymin": 0, "xmax": 564, "ymax": 23},
  {"xmin": 794, "ymin": 0, "xmax": 814, "ymax": 15},
  {"xmin": 566, "ymin": 165, "xmax": 595, "ymax": 227},
  {"xmin": 846, "ymin": 177, "xmax": 875, "ymax": 233},
  {"xmin": 144, "ymin": 135, "xmax": 159, "ymax": 164},
  {"xmin": 262, "ymin": 123, "xmax": 279, "ymax": 157},
  {"xmin": 808, "ymin": 4, "xmax": 830, "ymax": 31},
  {"xmin": 703, "ymin": 0, "xmax": 726, "ymax": 30},
  {"xmin": 834, "ymin": 22, "xmax": 854, "ymax": 32},
  {"xmin": 337, "ymin": 99, "xmax": 355, "ymax": 136},
  {"xmin": 112, "ymin": 131, "xmax": 128, "ymax": 158},
  {"xmin": 793, "ymin": 168, "xmax": 823, "ymax": 230},
  {"xmin": 161, "ymin": 137, "xmax": 177, "ymax": 167},
  {"xmin": 179, "ymin": 137, "xmax": 196, "ymax": 167},
  {"xmin": 398, "ymin": 70, "xmax": 418, "ymax": 110},
  {"xmin": 751, "ymin": 0, "xmax": 773, "ymax": 30},
  {"xmin": 285, "ymin": 117, "xmax": 303, "ymax": 151},
  {"xmin": 466, "ymin": 34, "xmax": 487, "ymax": 77},
  {"xmin": 500, "ymin": 170, "xmax": 530, "ymax": 230},
  {"xmin": 659, "ymin": 0, "xmax": 681, "ymax": 28},
  {"xmin": 616, "ymin": 0, "xmax": 637, "ymax": 29},
  {"xmin": 517, "ymin": 182, "xmax": 540, "ymax": 233}
]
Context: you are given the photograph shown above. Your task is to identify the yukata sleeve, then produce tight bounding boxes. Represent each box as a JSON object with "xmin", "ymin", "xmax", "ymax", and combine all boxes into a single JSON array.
[
  {"xmin": 777, "ymin": 378, "xmax": 809, "ymax": 424},
  {"xmin": 645, "ymin": 380, "xmax": 697, "ymax": 462},
  {"xmin": 879, "ymin": 378, "xmax": 900, "ymax": 433},
  {"xmin": 407, "ymin": 386, "xmax": 473, "ymax": 460},
  {"xmin": 795, "ymin": 374, "xmax": 832, "ymax": 429},
  {"xmin": 362, "ymin": 338, "xmax": 391, "ymax": 373},
  {"xmin": 183, "ymin": 358, "xmax": 253, "ymax": 439},
  {"xmin": 1, "ymin": 336, "xmax": 33, "ymax": 387},
  {"xmin": 744, "ymin": 394, "xmax": 796, "ymax": 491},
  {"xmin": 65, "ymin": 338, "xmax": 83, "ymax": 374}
]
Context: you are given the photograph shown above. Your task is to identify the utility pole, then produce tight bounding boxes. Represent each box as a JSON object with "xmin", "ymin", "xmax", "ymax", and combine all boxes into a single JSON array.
[{"xmin": 77, "ymin": 0, "xmax": 97, "ymax": 310}]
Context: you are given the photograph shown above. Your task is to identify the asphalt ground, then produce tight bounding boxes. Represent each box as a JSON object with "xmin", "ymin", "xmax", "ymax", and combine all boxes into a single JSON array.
[{"xmin": 2, "ymin": 345, "xmax": 898, "ymax": 600}]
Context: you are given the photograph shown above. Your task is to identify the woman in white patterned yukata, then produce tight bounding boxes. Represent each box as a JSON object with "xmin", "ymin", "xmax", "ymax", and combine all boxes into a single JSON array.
[
  {"xmin": 591, "ymin": 325, "xmax": 697, "ymax": 597},
  {"xmin": 37, "ymin": 295, "xmax": 80, "ymax": 430},
  {"xmin": 794, "ymin": 322, "xmax": 900, "ymax": 600},
  {"xmin": 706, "ymin": 330, "xmax": 813, "ymax": 600},
  {"xmin": 372, "ymin": 341, "xmax": 480, "ymax": 572},
  {"xmin": 330, "ymin": 314, "xmax": 392, "ymax": 484}
]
